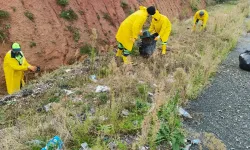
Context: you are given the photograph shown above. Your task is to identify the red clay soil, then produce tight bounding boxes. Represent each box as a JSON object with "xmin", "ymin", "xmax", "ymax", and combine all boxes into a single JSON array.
[{"xmin": 0, "ymin": 0, "xmax": 205, "ymax": 94}]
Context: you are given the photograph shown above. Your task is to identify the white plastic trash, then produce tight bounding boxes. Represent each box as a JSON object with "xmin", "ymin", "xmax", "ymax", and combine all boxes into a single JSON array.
[
  {"xmin": 95, "ymin": 85, "xmax": 110, "ymax": 93},
  {"xmin": 89, "ymin": 75, "xmax": 97, "ymax": 82},
  {"xmin": 192, "ymin": 139, "xmax": 201, "ymax": 144},
  {"xmin": 178, "ymin": 107, "xmax": 192, "ymax": 119}
]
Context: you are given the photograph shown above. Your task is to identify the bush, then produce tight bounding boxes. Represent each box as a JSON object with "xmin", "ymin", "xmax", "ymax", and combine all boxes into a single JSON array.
[
  {"xmin": 60, "ymin": 9, "xmax": 78, "ymax": 21},
  {"xmin": 0, "ymin": 10, "xmax": 9, "ymax": 19},
  {"xmin": 80, "ymin": 44, "xmax": 96, "ymax": 56},
  {"xmin": 57, "ymin": 0, "xmax": 68, "ymax": 6},
  {"xmin": 24, "ymin": 11, "xmax": 34, "ymax": 21}
]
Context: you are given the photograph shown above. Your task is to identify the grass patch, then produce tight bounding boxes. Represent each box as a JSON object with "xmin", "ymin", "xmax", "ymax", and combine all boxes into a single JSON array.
[
  {"xmin": 60, "ymin": 9, "xmax": 78, "ymax": 21},
  {"xmin": 0, "ymin": 1, "xmax": 248, "ymax": 149},
  {"xmin": 57, "ymin": 0, "xmax": 68, "ymax": 6},
  {"xmin": 0, "ymin": 10, "xmax": 9, "ymax": 19},
  {"xmin": 24, "ymin": 11, "xmax": 34, "ymax": 22},
  {"xmin": 67, "ymin": 26, "xmax": 80, "ymax": 42},
  {"xmin": 120, "ymin": 1, "xmax": 128, "ymax": 9},
  {"xmin": 103, "ymin": 12, "xmax": 114, "ymax": 26}
]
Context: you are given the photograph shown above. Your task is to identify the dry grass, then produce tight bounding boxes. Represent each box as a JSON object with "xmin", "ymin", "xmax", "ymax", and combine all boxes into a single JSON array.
[{"xmin": 0, "ymin": 0, "xmax": 249, "ymax": 149}]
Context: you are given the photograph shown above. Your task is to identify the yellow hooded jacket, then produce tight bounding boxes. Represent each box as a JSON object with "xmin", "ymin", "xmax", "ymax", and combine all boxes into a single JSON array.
[
  {"xmin": 149, "ymin": 10, "xmax": 172, "ymax": 42},
  {"xmin": 193, "ymin": 10, "xmax": 209, "ymax": 28},
  {"xmin": 116, "ymin": 6, "xmax": 148, "ymax": 51},
  {"xmin": 3, "ymin": 50, "xmax": 30, "ymax": 94}
]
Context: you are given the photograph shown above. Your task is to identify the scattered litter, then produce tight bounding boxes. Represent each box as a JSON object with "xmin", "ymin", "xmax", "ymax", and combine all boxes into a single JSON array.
[
  {"xmin": 42, "ymin": 136, "xmax": 63, "ymax": 150},
  {"xmin": 139, "ymin": 80, "xmax": 145, "ymax": 84},
  {"xmin": 90, "ymin": 107, "xmax": 96, "ymax": 115},
  {"xmin": 108, "ymin": 142, "xmax": 117, "ymax": 150},
  {"xmin": 148, "ymin": 92, "xmax": 154, "ymax": 97},
  {"xmin": 44, "ymin": 103, "xmax": 52, "ymax": 112},
  {"xmin": 65, "ymin": 69, "xmax": 72, "ymax": 73},
  {"xmin": 95, "ymin": 85, "xmax": 110, "ymax": 93},
  {"xmin": 64, "ymin": 89, "xmax": 74, "ymax": 95},
  {"xmin": 139, "ymin": 146, "xmax": 149, "ymax": 150},
  {"xmin": 80, "ymin": 142, "xmax": 89, "ymax": 150},
  {"xmin": 26, "ymin": 139, "xmax": 44, "ymax": 146},
  {"xmin": 122, "ymin": 109, "xmax": 130, "ymax": 116},
  {"xmin": 89, "ymin": 75, "xmax": 97, "ymax": 82},
  {"xmin": 178, "ymin": 107, "xmax": 192, "ymax": 119},
  {"xmin": 99, "ymin": 115, "xmax": 108, "ymax": 121},
  {"xmin": 191, "ymin": 139, "xmax": 201, "ymax": 144},
  {"xmin": 182, "ymin": 144, "xmax": 191, "ymax": 150}
]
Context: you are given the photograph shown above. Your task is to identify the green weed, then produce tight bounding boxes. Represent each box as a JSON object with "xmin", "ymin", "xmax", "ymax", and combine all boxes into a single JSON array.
[
  {"xmin": 80, "ymin": 44, "xmax": 94, "ymax": 55},
  {"xmin": 30, "ymin": 41, "xmax": 36, "ymax": 48},
  {"xmin": 103, "ymin": 12, "xmax": 114, "ymax": 26},
  {"xmin": 57, "ymin": 0, "xmax": 68, "ymax": 6},
  {"xmin": 67, "ymin": 26, "xmax": 80, "ymax": 42},
  {"xmin": 60, "ymin": 9, "xmax": 78, "ymax": 21},
  {"xmin": 0, "ymin": 10, "xmax": 9, "ymax": 19},
  {"xmin": 156, "ymin": 93, "xmax": 185, "ymax": 150},
  {"xmin": 121, "ymin": 1, "xmax": 128, "ymax": 9},
  {"xmin": 24, "ymin": 11, "xmax": 34, "ymax": 21}
]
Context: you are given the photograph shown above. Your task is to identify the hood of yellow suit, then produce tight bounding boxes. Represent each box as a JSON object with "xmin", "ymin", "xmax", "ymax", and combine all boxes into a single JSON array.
[
  {"xmin": 139, "ymin": 6, "xmax": 147, "ymax": 11},
  {"xmin": 152, "ymin": 10, "xmax": 161, "ymax": 21}
]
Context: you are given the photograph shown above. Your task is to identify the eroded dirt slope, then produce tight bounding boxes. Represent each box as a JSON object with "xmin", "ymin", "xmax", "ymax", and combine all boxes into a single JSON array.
[{"xmin": 0, "ymin": 0, "xmax": 205, "ymax": 94}]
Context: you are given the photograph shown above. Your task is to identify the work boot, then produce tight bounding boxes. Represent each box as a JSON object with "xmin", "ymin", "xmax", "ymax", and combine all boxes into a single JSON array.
[
  {"xmin": 116, "ymin": 49, "xmax": 123, "ymax": 57},
  {"xmin": 162, "ymin": 45, "xmax": 167, "ymax": 55},
  {"xmin": 122, "ymin": 55, "xmax": 132, "ymax": 65}
]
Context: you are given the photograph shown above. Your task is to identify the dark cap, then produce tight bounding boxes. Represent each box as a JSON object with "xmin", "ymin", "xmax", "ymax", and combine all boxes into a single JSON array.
[{"xmin": 147, "ymin": 6, "xmax": 156, "ymax": 15}]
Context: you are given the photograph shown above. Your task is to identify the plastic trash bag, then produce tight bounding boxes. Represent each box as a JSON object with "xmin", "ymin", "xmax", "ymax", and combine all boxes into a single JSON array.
[
  {"xmin": 239, "ymin": 50, "xmax": 250, "ymax": 71},
  {"xmin": 139, "ymin": 31, "xmax": 158, "ymax": 58},
  {"xmin": 42, "ymin": 136, "xmax": 63, "ymax": 150}
]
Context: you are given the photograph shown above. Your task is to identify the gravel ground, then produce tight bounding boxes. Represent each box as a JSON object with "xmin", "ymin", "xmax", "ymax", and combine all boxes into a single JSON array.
[{"xmin": 185, "ymin": 30, "xmax": 250, "ymax": 150}]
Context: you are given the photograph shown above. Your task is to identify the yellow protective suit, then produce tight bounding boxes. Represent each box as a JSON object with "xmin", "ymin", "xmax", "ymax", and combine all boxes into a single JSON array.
[
  {"xmin": 149, "ymin": 10, "xmax": 172, "ymax": 42},
  {"xmin": 3, "ymin": 50, "xmax": 30, "ymax": 94},
  {"xmin": 193, "ymin": 10, "xmax": 209, "ymax": 29},
  {"xmin": 116, "ymin": 6, "xmax": 148, "ymax": 51}
]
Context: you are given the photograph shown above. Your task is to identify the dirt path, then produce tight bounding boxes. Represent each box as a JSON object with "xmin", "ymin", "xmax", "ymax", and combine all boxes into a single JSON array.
[{"xmin": 185, "ymin": 28, "xmax": 250, "ymax": 149}]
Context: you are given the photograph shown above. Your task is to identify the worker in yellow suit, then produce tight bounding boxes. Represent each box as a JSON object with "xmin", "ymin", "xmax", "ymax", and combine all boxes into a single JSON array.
[
  {"xmin": 192, "ymin": 10, "xmax": 209, "ymax": 31},
  {"xmin": 116, "ymin": 6, "xmax": 156, "ymax": 64},
  {"xmin": 3, "ymin": 43, "xmax": 37, "ymax": 94},
  {"xmin": 148, "ymin": 10, "xmax": 172, "ymax": 55}
]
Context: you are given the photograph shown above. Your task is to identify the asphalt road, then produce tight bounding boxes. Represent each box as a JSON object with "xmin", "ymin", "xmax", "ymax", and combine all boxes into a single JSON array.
[{"xmin": 185, "ymin": 30, "xmax": 250, "ymax": 150}]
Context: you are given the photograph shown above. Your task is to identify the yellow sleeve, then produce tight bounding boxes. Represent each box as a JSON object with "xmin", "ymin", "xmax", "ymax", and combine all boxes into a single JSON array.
[
  {"xmin": 202, "ymin": 13, "xmax": 209, "ymax": 28},
  {"xmin": 148, "ymin": 19, "xmax": 155, "ymax": 34},
  {"xmin": 23, "ymin": 58, "xmax": 31, "ymax": 67},
  {"xmin": 6, "ymin": 57, "xmax": 29, "ymax": 71},
  {"xmin": 132, "ymin": 17, "xmax": 146, "ymax": 39}
]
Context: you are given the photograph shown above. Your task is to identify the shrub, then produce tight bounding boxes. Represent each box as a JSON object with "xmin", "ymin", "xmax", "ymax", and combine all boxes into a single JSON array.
[
  {"xmin": 80, "ymin": 44, "xmax": 96, "ymax": 56},
  {"xmin": 0, "ymin": 10, "xmax": 9, "ymax": 19},
  {"xmin": 57, "ymin": 0, "xmax": 68, "ymax": 6},
  {"xmin": 60, "ymin": 9, "xmax": 78, "ymax": 21}
]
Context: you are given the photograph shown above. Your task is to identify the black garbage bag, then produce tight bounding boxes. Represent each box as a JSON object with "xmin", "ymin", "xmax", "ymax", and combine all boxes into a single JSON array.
[
  {"xmin": 139, "ymin": 31, "xmax": 158, "ymax": 58},
  {"xmin": 239, "ymin": 50, "xmax": 250, "ymax": 71}
]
